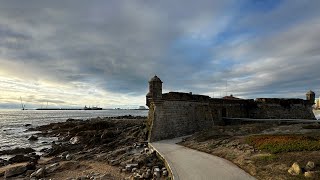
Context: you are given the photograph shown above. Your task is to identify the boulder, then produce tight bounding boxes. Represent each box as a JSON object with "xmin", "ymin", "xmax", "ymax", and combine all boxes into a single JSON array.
[
  {"xmin": 288, "ymin": 162, "xmax": 302, "ymax": 175},
  {"xmin": 4, "ymin": 165, "xmax": 27, "ymax": 178},
  {"xmin": 306, "ymin": 161, "xmax": 316, "ymax": 171}
]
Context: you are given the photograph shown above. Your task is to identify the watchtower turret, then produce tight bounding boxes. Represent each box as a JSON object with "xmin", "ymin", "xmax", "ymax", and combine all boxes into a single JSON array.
[
  {"xmin": 146, "ymin": 75, "xmax": 163, "ymax": 107},
  {"xmin": 306, "ymin": 90, "xmax": 315, "ymax": 104}
]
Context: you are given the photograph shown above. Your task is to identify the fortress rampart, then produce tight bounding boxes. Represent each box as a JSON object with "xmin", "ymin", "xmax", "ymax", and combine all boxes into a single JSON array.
[{"xmin": 146, "ymin": 76, "xmax": 316, "ymax": 142}]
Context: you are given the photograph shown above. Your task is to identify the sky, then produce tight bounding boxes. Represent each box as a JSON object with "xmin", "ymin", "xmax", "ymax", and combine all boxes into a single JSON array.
[{"xmin": 0, "ymin": 0, "xmax": 320, "ymax": 109}]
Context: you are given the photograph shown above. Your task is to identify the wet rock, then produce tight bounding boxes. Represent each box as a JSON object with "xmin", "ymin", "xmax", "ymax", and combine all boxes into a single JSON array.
[
  {"xmin": 4, "ymin": 165, "xmax": 27, "ymax": 178},
  {"xmin": 28, "ymin": 135, "xmax": 39, "ymax": 141},
  {"xmin": 45, "ymin": 162, "xmax": 60, "ymax": 173},
  {"xmin": 30, "ymin": 167, "xmax": 45, "ymax": 178},
  {"xmin": 306, "ymin": 161, "xmax": 315, "ymax": 171},
  {"xmin": 288, "ymin": 162, "xmax": 302, "ymax": 175},
  {"xmin": 66, "ymin": 154, "xmax": 73, "ymax": 161},
  {"xmin": 0, "ymin": 147, "xmax": 35, "ymax": 155},
  {"xmin": 40, "ymin": 147, "xmax": 49, "ymax": 153},
  {"xmin": 70, "ymin": 136, "xmax": 81, "ymax": 145}
]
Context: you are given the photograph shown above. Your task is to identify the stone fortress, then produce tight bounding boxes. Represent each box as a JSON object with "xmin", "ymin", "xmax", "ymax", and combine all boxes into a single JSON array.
[{"xmin": 146, "ymin": 75, "xmax": 316, "ymax": 142}]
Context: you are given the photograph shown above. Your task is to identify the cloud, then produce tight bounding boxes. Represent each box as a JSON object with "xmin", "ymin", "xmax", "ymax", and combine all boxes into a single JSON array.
[{"xmin": 0, "ymin": 0, "xmax": 319, "ymax": 108}]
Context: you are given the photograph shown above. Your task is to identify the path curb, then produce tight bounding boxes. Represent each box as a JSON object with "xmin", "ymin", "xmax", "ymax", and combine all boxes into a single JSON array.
[{"xmin": 148, "ymin": 142, "xmax": 177, "ymax": 180}]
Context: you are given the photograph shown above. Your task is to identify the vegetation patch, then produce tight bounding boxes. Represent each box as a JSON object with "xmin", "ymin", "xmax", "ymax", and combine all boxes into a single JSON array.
[
  {"xmin": 253, "ymin": 154, "xmax": 278, "ymax": 162},
  {"xmin": 246, "ymin": 134, "xmax": 320, "ymax": 153}
]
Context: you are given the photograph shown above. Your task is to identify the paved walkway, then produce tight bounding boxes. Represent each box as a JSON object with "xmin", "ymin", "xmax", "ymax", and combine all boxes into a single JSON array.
[{"xmin": 150, "ymin": 137, "xmax": 256, "ymax": 180}]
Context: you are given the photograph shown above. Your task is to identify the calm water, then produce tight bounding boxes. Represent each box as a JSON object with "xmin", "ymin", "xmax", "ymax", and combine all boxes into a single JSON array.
[{"xmin": 0, "ymin": 109, "xmax": 148, "ymax": 159}]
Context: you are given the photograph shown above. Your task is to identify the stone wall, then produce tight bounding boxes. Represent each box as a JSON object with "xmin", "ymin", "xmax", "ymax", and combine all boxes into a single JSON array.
[
  {"xmin": 148, "ymin": 95, "xmax": 316, "ymax": 142},
  {"xmin": 148, "ymin": 100, "xmax": 217, "ymax": 142},
  {"xmin": 250, "ymin": 100, "xmax": 315, "ymax": 119}
]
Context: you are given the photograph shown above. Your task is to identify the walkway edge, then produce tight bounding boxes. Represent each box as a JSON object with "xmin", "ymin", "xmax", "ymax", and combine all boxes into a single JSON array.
[{"xmin": 149, "ymin": 142, "xmax": 177, "ymax": 180}]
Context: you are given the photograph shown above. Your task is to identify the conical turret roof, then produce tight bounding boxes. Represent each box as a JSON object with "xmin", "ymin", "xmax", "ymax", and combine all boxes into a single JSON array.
[
  {"xmin": 306, "ymin": 90, "xmax": 315, "ymax": 95},
  {"xmin": 149, "ymin": 75, "xmax": 162, "ymax": 83}
]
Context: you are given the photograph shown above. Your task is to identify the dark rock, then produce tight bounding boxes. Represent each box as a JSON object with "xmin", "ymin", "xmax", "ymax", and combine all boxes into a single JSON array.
[
  {"xmin": 0, "ymin": 158, "xmax": 8, "ymax": 167},
  {"xmin": 28, "ymin": 135, "xmax": 39, "ymax": 141},
  {"xmin": 4, "ymin": 165, "xmax": 27, "ymax": 178},
  {"xmin": 65, "ymin": 154, "xmax": 73, "ymax": 161},
  {"xmin": 25, "ymin": 124, "xmax": 32, "ymax": 127},
  {"xmin": 26, "ymin": 161, "xmax": 37, "ymax": 170},
  {"xmin": 25, "ymin": 170, "xmax": 35, "ymax": 177},
  {"xmin": 8, "ymin": 154, "xmax": 33, "ymax": 164},
  {"xmin": 29, "ymin": 154, "xmax": 40, "ymax": 163},
  {"xmin": 0, "ymin": 147, "xmax": 35, "ymax": 155},
  {"xmin": 40, "ymin": 147, "xmax": 49, "ymax": 153}
]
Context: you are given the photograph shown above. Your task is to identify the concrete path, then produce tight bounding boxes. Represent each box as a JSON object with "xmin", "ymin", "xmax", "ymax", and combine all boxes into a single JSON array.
[{"xmin": 150, "ymin": 137, "xmax": 256, "ymax": 180}]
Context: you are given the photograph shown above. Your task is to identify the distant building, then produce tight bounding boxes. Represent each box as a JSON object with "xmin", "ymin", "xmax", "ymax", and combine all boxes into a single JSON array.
[
  {"xmin": 222, "ymin": 94, "xmax": 241, "ymax": 100},
  {"xmin": 139, "ymin": 106, "xmax": 147, "ymax": 109},
  {"xmin": 316, "ymin": 98, "xmax": 320, "ymax": 109}
]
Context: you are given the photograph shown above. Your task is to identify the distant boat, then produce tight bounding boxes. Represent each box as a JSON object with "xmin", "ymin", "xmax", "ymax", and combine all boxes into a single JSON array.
[{"xmin": 20, "ymin": 97, "xmax": 26, "ymax": 110}]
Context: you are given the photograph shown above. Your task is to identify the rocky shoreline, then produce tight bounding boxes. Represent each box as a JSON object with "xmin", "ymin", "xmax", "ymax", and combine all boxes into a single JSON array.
[{"xmin": 0, "ymin": 116, "xmax": 170, "ymax": 180}]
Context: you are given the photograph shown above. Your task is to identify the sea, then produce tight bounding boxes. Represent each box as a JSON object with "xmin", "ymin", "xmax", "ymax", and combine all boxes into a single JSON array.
[
  {"xmin": 0, "ymin": 109, "xmax": 319, "ymax": 160},
  {"xmin": 0, "ymin": 109, "xmax": 148, "ymax": 160}
]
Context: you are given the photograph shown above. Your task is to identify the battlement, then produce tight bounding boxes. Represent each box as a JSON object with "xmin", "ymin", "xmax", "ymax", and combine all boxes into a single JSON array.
[{"xmin": 162, "ymin": 92, "xmax": 210, "ymax": 102}]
